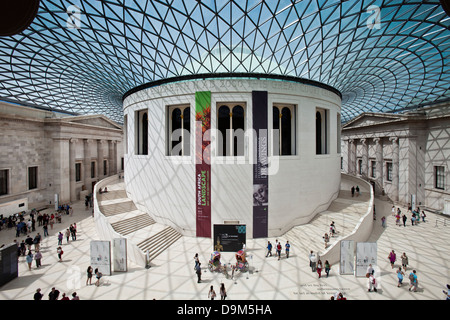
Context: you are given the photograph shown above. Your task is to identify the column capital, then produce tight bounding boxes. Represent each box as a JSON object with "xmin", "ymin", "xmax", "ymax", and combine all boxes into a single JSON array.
[
  {"xmin": 389, "ymin": 136, "xmax": 399, "ymax": 143},
  {"xmin": 97, "ymin": 139, "xmax": 108, "ymax": 144},
  {"xmin": 69, "ymin": 138, "xmax": 79, "ymax": 144},
  {"xmin": 360, "ymin": 138, "xmax": 367, "ymax": 145},
  {"xmin": 84, "ymin": 138, "xmax": 95, "ymax": 144},
  {"xmin": 374, "ymin": 137, "xmax": 382, "ymax": 144}
]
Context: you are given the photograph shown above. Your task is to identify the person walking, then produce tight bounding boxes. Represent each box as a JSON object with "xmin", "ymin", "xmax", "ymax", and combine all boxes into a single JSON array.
[
  {"xmin": 323, "ymin": 233, "xmax": 329, "ymax": 249},
  {"xmin": 285, "ymin": 241, "xmax": 290, "ymax": 258},
  {"xmin": 86, "ymin": 266, "xmax": 93, "ymax": 285},
  {"xmin": 266, "ymin": 241, "xmax": 272, "ymax": 257},
  {"xmin": 220, "ymin": 283, "xmax": 227, "ymax": 300},
  {"xmin": 317, "ymin": 259, "xmax": 323, "ymax": 278},
  {"xmin": 324, "ymin": 260, "xmax": 331, "ymax": 278},
  {"xmin": 388, "ymin": 250, "xmax": 396, "ymax": 269},
  {"xmin": 33, "ymin": 288, "xmax": 43, "ymax": 300},
  {"xmin": 351, "ymin": 186, "xmax": 355, "ymax": 197},
  {"xmin": 401, "ymin": 252, "xmax": 409, "ymax": 271},
  {"xmin": 195, "ymin": 262, "xmax": 202, "ymax": 283},
  {"xmin": 57, "ymin": 246, "xmax": 63, "ymax": 262},
  {"xmin": 60, "ymin": 293, "xmax": 70, "ymax": 300},
  {"xmin": 396, "ymin": 267, "xmax": 405, "ymax": 287},
  {"xmin": 26, "ymin": 251, "xmax": 33, "ymax": 271},
  {"xmin": 95, "ymin": 268, "xmax": 103, "ymax": 286},
  {"xmin": 65, "ymin": 228, "xmax": 70, "ymax": 244},
  {"xmin": 381, "ymin": 216, "xmax": 386, "ymax": 228},
  {"xmin": 368, "ymin": 274, "xmax": 378, "ymax": 292},
  {"xmin": 208, "ymin": 285, "xmax": 216, "ymax": 300},
  {"xmin": 409, "ymin": 270, "xmax": 418, "ymax": 292},
  {"xmin": 421, "ymin": 211, "xmax": 426, "ymax": 222},
  {"xmin": 48, "ymin": 287, "xmax": 60, "ymax": 300},
  {"xmin": 366, "ymin": 264, "xmax": 374, "ymax": 277},
  {"xmin": 402, "ymin": 213, "xmax": 407, "ymax": 227},
  {"xmin": 194, "ymin": 253, "xmax": 199, "ymax": 270},
  {"xmin": 34, "ymin": 250, "xmax": 42, "ymax": 268},
  {"xmin": 71, "ymin": 292, "xmax": 80, "ymax": 300},
  {"xmin": 309, "ymin": 251, "xmax": 317, "ymax": 272},
  {"xmin": 57, "ymin": 232, "xmax": 63, "ymax": 245},
  {"xmin": 276, "ymin": 241, "xmax": 282, "ymax": 260}
]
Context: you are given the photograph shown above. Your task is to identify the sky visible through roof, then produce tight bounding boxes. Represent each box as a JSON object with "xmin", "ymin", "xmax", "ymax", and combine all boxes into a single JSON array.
[{"xmin": 0, "ymin": 0, "xmax": 448, "ymax": 123}]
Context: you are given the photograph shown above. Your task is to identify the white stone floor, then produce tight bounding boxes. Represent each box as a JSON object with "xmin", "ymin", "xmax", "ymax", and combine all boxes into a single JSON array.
[{"xmin": 0, "ymin": 196, "xmax": 449, "ymax": 301}]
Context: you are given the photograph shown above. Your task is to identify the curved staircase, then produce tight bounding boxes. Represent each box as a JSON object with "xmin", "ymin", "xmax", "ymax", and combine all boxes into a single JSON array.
[{"xmin": 96, "ymin": 180, "xmax": 182, "ymax": 265}]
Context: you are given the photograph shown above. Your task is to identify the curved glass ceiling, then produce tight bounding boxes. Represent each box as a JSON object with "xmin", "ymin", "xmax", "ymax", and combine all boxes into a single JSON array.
[{"xmin": 0, "ymin": 0, "xmax": 449, "ymax": 123}]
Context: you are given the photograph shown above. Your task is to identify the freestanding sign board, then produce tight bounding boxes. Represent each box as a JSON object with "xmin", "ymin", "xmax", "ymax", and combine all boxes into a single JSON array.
[
  {"xmin": 113, "ymin": 238, "xmax": 127, "ymax": 272},
  {"xmin": 0, "ymin": 243, "xmax": 18, "ymax": 286},
  {"xmin": 90, "ymin": 240, "xmax": 112, "ymax": 276},
  {"xmin": 355, "ymin": 242, "xmax": 377, "ymax": 277},
  {"xmin": 213, "ymin": 224, "xmax": 246, "ymax": 252},
  {"xmin": 340, "ymin": 240, "xmax": 355, "ymax": 275}
]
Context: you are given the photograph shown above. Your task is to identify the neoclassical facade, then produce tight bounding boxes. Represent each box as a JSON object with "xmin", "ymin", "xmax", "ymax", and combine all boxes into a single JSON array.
[
  {"xmin": 341, "ymin": 101, "xmax": 450, "ymax": 213},
  {"xmin": 0, "ymin": 102, "xmax": 123, "ymax": 215},
  {"xmin": 123, "ymin": 75, "xmax": 342, "ymax": 238}
]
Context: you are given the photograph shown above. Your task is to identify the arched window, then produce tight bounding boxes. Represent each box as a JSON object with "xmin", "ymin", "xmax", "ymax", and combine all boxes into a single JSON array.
[
  {"xmin": 136, "ymin": 109, "xmax": 148, "ymax": 155},
  {"xmin": 316, "ymin": 108, "xmax": 329, "ymax": 155},
  {"xmin": 217, "ymin": 104, "xmax": 245, "ymax": 157},
  {"xmin": 232, "ymin": 105, "xmax": 245, "ymax": 156},
  {"xmin": 142, "ymin": 112, "xmax": 148, "ymax": 155},
  {"xmin": 273, "ymin": 104, "xmax": 296, "ymax": 155},
  {"xmin": 171, "ymin": 108, "xmax": 182, "ymax": 155},
  {"xmin": 316, "ymin": 111, "xmax": 322, "ymax": 154},
  {"xmin": 168, "ymin": 105, "xmax": 190, "ymax": 156},
  {"xmin": 281, "ymin": 107, "xmax": 291, "ymax": 156},
  {"xmin": 218, "ymin": 105, "xmax": 230, "ymax": 156}
]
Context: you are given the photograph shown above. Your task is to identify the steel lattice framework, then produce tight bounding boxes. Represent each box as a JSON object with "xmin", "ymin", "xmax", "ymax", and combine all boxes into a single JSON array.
[{"xmin": 0, "ymin": 0, "xmax": 449, "ymax": 123}]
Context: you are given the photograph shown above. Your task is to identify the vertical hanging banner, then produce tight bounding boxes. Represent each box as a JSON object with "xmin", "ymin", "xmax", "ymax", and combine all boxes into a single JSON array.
[
  {"xmin": 195, "ymin": 91, "xmax": 212, "ymax": 238},
  {"xmin": 252, "ymin": 91, "xmax": 269, "ymax": 238}
]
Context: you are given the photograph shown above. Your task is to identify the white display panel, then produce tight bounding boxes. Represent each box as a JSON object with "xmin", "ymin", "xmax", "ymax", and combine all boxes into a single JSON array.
[
  {"xmin": 339, "ymin": 240, "xmax": 355, "ymax": 275},
  {"xmin": 113, "ymin": 238, "xmax": 127, "ymax": 272},
  {"xmin": 90, "ymin": 240, "xmax": 111, "ymax": 276},
  {"xmin": 355, "ymin": 242, "xmax": 377, "ymax": 277}
]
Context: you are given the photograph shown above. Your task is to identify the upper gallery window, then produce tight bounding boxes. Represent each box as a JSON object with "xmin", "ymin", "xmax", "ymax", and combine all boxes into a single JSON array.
[
  {"xmin": 168, "ymin": 105, "xmax": 190, "ymax": 156},
  {"xmin": 217, "ymin": 104, "xmax": 245, "ymax": 157},
  {"xmin": 272, "ymin": 104, "xmax": 296, "ymax": 156}
]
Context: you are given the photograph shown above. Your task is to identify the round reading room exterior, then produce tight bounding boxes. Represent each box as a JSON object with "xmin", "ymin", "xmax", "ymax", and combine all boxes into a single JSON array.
[{"xmin": 122, "ymin": 74, "xmax": 342, "ymax": 239}]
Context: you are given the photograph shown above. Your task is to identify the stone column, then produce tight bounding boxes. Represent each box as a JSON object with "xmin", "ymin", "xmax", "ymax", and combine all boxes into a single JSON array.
[
  {"xmin": 97, "ymin": 139, "xmax": 106, "ymax": 179},
  {"xmin": 108, "ymin": 140, "xmax": 117, "ymax": 176},
  {"xmin": 390, "ymin": 136, "xmax": 399, "ymax": 201},
  {"xmin": 360, "ymin": 138, "xmax": 368, "ymax": 177},
  {"xmin": 374, "ymin": 137, "xmax": 384, "ymax": 188},
  {"xmin": 69, "ymin": 138, "xmax": 78, "ymax": 202},
  {"xmin": 84, "ymin": 139, "xmax": 93, "ymax": 193},
  {"xmin": 347, "ymin": 139, "xmax": 355, "ymax": 175}
]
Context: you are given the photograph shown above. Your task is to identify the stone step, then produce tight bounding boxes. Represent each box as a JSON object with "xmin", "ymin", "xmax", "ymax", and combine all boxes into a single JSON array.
[
  {"xmin": 111, "ymin": 213, "xmax": 156, "ymax": 235},
  {"xmin": 99, "ymin": 200, "xmax": 137, "ymax": 217},
  {"xmin": 137, "ymin": 226, "xmax": 182, "ymax": 261}
]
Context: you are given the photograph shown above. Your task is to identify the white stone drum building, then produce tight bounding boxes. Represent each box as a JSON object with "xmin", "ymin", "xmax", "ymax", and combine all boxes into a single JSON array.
[{"xmin": 123, "ymin": 75, "xmax": 342, "ymax": 238}]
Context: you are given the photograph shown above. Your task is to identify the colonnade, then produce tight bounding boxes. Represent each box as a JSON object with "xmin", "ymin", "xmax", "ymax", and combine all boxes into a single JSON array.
[
  {"xmin": 346, "ymin": 136, "xmax": 399, "ymax": 201},
  {"xmin": 69, "ymin": 138, "xmax": 118, "ymax": 202}
]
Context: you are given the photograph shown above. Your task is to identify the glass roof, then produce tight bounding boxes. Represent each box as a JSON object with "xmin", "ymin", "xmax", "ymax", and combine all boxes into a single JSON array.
[{"xmin": 0, "ymin": 0, "xmax": 448, "ymax": 123}]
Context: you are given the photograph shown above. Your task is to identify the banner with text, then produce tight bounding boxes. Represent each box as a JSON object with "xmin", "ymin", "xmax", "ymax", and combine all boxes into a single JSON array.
[
  {"xmin": 195, "ymin": 91, "xmax": 211, "ymax": 238},
  {"xmin": 252, "ymin": 91, "xmax": 269, "ymax": 238}
]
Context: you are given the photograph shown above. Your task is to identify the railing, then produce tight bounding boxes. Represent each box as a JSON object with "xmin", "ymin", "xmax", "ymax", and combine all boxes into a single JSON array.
[
  {"xmin": 318, "ymin": 173, "xmax": 374, "ymax": 265},
  {"xmin": 93, "ymin": 175, "xmax": 147, "ymax": 267}
]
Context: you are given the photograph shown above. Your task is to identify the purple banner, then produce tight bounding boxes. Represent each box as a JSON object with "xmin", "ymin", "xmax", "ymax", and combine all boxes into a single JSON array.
[{"xmin": 252, "ymin": 91, "xmax": 268, "ymax": 238}]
